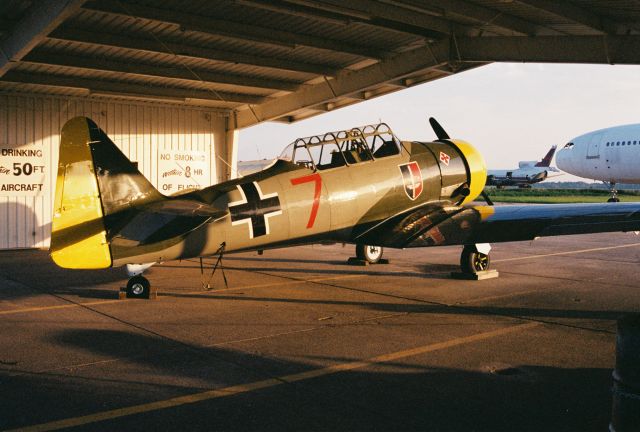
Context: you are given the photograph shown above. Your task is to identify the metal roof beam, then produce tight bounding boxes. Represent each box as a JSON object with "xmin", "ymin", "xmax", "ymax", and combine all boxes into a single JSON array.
[
  {"xmin": 82, "ymin": 1, "xmax": 387, "ymax": 60},
  {"xmin": 398, "ymin": 0, "xmax": 541, "ymax": 36},
  {"xmin": 234, "ymin": 0, "xmax": 353, "ymax": 26},
  {"xmin": 237, "ymin": 34, "xmax": 640, "ymax": 128},
  {"xmin": 0, "ymin": 0, "xmax": 86, "ymax": 77},
  {"xmin": 49, "ymin": 27, "xmax": 339, "ymax": 77},
  {"xmin": 238, "ymin": 0, "xmax": 449, "ymax": 41},
  {"xmin": 514, "ymin": 0, "xmax": 619, "ymax": 34},
  {"xmin": 451, "ymin": 35, "xmax": 640, "ymax": 64},
  {"xmin": 23, "ymin": 49, "xmax": 302, "ymax": 92},
  {"xmin": 2, "ymin": 71, "xmax": 267, "ymax": 104},
  {"xmin": 236, "ymin": 39, "xmax": 451, "ymax": 128},
  {"xmin": 281, "ymin": 0, "xmax": 459, "ymax": 38}
]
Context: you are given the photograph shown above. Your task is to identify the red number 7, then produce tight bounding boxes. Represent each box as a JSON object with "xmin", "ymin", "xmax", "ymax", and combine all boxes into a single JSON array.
[{"xmin": 290, "ymin": 173, "xmax": 322, "ymax": 228}]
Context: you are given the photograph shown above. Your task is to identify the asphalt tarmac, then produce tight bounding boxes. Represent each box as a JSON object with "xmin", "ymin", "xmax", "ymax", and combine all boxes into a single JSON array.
[{"xmin": 2, "ymin": 232, "xmax": 640, "ymax": 431}]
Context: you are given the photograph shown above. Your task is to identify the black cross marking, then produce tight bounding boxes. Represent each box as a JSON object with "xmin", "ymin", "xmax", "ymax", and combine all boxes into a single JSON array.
[{"xmin": 229, "ymin": 181, "xmax": 282, "ymax": 238}]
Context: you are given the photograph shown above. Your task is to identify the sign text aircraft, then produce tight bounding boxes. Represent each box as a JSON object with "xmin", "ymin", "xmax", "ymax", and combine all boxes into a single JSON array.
[{"xmin": 51, "ymin": 117, "xmax": 640, "ymax": 298}]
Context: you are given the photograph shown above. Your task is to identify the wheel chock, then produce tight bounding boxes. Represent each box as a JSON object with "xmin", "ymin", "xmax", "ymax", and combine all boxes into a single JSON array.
[
  {"xmin": 346, "ymin": 257, "xmax": 390, "ymax": 266},
  {"xmin": 118, "ymin": 286, "xmax": 158, "ymax": 299},
  {"xmin": 450, "ymin": 270, "xmax": 499, "ymax": 280}
]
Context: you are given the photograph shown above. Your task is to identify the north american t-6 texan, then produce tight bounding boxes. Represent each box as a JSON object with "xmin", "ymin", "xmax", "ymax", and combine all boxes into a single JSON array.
[{"xmin": 50, "ymin": 116, "xmax": 640, "ymax": 298}]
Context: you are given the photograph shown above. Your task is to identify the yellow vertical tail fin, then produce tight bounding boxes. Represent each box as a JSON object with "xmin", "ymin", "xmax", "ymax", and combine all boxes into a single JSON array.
[
  {"xmin": 51, "ymin": 117, "xmax": 167, "ymax": 269},
  {"xmin": 50, "ymin": 117, "xmax": 112, "ymax": 269}
]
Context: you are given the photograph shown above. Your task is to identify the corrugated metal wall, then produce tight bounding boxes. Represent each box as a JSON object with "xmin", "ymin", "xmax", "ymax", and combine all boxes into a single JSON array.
[{"xmin": 0, "ymin": 92, "xmax": 227, "ymax": 249}]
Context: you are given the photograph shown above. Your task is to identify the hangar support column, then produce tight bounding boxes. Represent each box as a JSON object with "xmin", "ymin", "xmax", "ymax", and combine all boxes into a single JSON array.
[{"xmin": 213, "ymin": 114, "xmax": 239, "ymax": 183}]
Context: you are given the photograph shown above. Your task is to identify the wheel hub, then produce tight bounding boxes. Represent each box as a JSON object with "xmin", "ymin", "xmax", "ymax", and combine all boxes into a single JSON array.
[
  {"xmin": 131, "ymin": 283, "xmax": 144, "ymax": 295},
  {"xmin": 473, "ymin": 254, "xmax": 489, "ymax": 271},
  {"xmin": 367, "ymin": 246, "xmax": 382, "ymax": 259}
]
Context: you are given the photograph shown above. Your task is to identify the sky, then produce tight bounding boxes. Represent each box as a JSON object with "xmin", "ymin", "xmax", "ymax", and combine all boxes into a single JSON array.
[{"xmin": 238, "ymin": 63, "xmax": 640, "ymax": 182}]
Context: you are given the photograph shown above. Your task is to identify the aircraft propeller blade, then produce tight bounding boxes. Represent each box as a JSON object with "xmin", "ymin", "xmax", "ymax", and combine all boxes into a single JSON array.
[
  {"xmin": 429, "ymin": 117, "xmax": 450, "ymax": 140},
  {"xmin": 480, "ymin": 190, "xmax": 494, "ymax": 206}
]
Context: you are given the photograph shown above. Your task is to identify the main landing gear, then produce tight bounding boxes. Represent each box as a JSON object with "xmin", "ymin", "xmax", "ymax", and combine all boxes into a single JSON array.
[
  {"xmin": 356, "ymin": 244, "xmax": 384, "ymax": 264},
  {"xmin": 348, "ymin": 244, "xmax": 388, "ymax": 265},
  {"xmin": 460, "ymin": 244, "xmax": 491, "ymax": 274},
  {"xmin": 606, "ymin": 182, "xmax": 620, "ymax": 203},
  {"xmin": 453, "ymin": 244, "xmax": 498, "ymax": 280},
  {"xmin": 124, "ymin": 263, "xmax": 155, "ymax": 299}
]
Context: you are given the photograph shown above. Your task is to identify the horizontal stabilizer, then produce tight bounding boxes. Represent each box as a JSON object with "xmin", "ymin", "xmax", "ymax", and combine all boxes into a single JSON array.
[{"xmin": 108, "ymin": 200, "xmax": 226, "ymax": 248}]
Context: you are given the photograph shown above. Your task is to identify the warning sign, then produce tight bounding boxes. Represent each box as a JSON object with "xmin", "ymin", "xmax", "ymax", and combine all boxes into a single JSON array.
[
  {"xmin": 158, "ymin": 149, "xmax": 210, "ymax": 194},
  {"xmin": 0, "ymin": 146, "xmax": 48, "ymax": 196}
]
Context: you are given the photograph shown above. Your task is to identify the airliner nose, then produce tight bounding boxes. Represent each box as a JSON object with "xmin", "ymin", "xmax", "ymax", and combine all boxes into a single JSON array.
[{"xmin": 555, "ymin": 141, "xmax": 574, "ymax": 171}]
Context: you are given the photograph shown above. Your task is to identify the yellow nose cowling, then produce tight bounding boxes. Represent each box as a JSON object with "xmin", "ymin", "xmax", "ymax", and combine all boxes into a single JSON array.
[{"xmin": 448, "ymin": 139, "xmax": 487, "ymax": 205}]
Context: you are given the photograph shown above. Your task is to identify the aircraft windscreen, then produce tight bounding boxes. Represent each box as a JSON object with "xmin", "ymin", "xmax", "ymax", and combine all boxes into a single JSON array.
[{"xmin": 279, "ymin": 123, "xmax": 401, "ymax": 171}]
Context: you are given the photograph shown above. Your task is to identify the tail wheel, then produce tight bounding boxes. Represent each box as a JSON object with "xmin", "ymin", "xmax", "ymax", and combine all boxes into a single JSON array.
[
  {"xmin": 460, "ymin": 246, "xmax": 490, "ymax": 274},
  {"xmin": 356, "ymin": 244, "xmax": 384, "ymax": 264},
  {"xmin": 126, "ymin": 276, "xmax": 150, "ymax": 299}
]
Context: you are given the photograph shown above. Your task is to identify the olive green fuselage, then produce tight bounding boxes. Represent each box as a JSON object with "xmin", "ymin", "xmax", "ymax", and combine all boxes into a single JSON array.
[{"xmin": 110, "ymin": 140, "xmax": 471, "ymax": 266}]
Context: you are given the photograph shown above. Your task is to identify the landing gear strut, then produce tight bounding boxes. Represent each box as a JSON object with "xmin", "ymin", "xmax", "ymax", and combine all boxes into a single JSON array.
[{"xmin": 607, "ymin": 182, "xmax": 620, "ymax": 202}]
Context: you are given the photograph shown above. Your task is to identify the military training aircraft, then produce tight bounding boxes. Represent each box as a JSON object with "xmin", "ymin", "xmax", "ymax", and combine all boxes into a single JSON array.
[
  {"xmin": 486, "ymin": 145, "xmax": 560, "ymax": 188},
  {"xmin": 50, "ymin": 117, "xmax": 640, "ymax": 298}
]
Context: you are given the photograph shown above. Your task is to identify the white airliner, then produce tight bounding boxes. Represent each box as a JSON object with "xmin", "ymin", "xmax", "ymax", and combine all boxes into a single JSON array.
[{"xmin": 556, "ymin": 123, "xmax": 640, "ymax": 202}]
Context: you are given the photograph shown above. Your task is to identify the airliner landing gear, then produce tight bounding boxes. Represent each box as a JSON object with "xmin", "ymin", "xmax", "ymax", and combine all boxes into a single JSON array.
[
  {"xmin": 607, "ymin": 182, "xmax": 620, "ymax": 202},
  {"xmin": 124, "ymin": 263, "xmax": 156, "ymax": 299},
  {"xmin": 452, "ymin": 244, "xmax": 498, "ymax": 280}
]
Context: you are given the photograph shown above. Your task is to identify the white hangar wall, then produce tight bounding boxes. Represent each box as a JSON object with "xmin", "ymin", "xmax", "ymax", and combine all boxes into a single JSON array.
[{"xmin": 0, "ymin": 92, "xmax": 233, "ymax": 250}]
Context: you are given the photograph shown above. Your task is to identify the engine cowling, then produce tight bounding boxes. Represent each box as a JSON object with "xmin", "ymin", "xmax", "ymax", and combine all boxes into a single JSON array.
[{"xmin": 418, "ymin": 139, "xmax": 487, "ymax": 205}]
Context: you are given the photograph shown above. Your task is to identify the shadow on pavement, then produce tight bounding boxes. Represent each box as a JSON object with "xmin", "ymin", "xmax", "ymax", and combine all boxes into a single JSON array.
[{"xmin": 0, "ymin": 327, "xmax": 613, "ymax": 431}]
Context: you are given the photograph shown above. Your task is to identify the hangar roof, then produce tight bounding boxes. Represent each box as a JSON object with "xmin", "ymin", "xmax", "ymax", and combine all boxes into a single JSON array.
[{"xmin": 1, "ymin": 0, "xmax": 639, "ymax": 128}]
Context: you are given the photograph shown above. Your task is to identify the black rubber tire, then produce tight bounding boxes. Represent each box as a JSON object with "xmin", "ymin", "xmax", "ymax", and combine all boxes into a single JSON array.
[
  {"xmin": 126, "ymin": 275, "xmax": 150, "ymax": 299},
  {"xmin": 355, "ymin": 244, "xmax": 384, "ymax": 264},
  {"xmin": 460, "ymin": 246, "xmax": 490, "ymax": 274},
  {"xmin": 608, "ymin": 197, "xmax": 620, "ymax": 203}
]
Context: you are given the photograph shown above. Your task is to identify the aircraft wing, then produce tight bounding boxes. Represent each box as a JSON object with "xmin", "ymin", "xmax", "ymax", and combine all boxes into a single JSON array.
[{"xmin": 354, "ymin": 202, "xmax": 640, "ymax": 248}]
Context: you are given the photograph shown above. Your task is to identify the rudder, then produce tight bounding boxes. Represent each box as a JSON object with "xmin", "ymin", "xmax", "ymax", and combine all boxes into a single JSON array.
[{"xmin": 50, "ymin": 117, "xmax": 162, "ymax": 269}]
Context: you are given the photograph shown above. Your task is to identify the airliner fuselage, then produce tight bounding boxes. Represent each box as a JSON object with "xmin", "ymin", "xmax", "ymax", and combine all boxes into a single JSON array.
[{"xmin": 556, "ymin": 123, "xmax": 640, "ymax": 184}]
